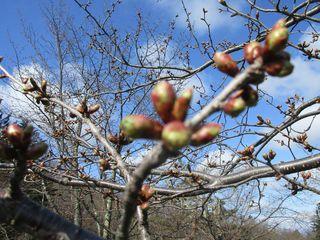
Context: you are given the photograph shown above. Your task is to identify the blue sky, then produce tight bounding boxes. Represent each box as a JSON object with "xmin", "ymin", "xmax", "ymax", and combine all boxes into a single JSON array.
[{"xmin": 0, "ymin": 0, "xmax": 319, "ymax": 232}]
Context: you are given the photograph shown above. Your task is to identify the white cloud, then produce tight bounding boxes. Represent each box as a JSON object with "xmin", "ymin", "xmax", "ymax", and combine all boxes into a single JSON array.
[
  {"xmin": 260, "ymin": 56, "xmax": 320, "ymax": 98},
  {"xmin": 146, "ymin": 0, "xmax": 244, "ymax": 35},
  {"xmin": 197, "ymin": 149, "xmax": 234, "ymax": 174}
]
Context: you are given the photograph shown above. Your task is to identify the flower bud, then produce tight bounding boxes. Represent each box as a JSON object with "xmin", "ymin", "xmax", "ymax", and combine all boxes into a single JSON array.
[
  {"xmin": 76, "ymin": 104, "xmax": 86, "ymax": 114},
  {"xmin": 190, "ymin": 123, "xmax": 221, "ymax": 146},
  {"xmin": 265, "ymin": 27, "xmax": 288, "ymax": 53},
  {"xmin": 41, "ymin": 79, "xmax": 47, "ymax": 92},
  {"xmin": 172, "ymin": 88, "xmax": 193, "ymax": 121},
  {"xmin": 244, "ymin": 41, "xmax": 263, "ymax": 64},
  {"xmin": 223, "ymin": 97, "xmax": 246, "ymax": 117},
  {"xmin": 213, "ymin": 52, "xmax": 239, "ymax": 77},
  {"xmin": 88, "ymin": 104, "xmax": 100, "ymax": 115},
  {"xmin": 137, "ymin": 184, "xmax": 155, "ymax": 208},
  {"xmin": 99, "ymin": 158, "xmax": 110, "ymax": 172},
  {"xmin": 26, "ymin": 142, "xmax": 48, "ymax": 160},
  {"xmin": 247, "ymin": 70, "xmax": 265, "ymax": 85},
  {"xmin": 151, "ymin": 81, "xmax": 176, "ymax": 123},
  {"xmin": 161, "ymin": 121, "xmax": 191, "ymax": 151},
  {"xmin": 120, "ymin": 115, "xmax": 163, "ymax": 139},
  {"xmin": 29, "ymin": 78, "xmax": 40, "ymax": 91},
  {"xmin": 241, "ymin": 86, "xmax": 258, "ymax": 107},
  {"xmin": 5, "ymin": 124, "xmax": 24, "ymax": 146},
  {"xmin": 264, "ymin": 59, "xmax": 294, "ymax": 77},
  {"xmin": 22, "ymin": 125, "xmax": 34, "ymax": 145}
]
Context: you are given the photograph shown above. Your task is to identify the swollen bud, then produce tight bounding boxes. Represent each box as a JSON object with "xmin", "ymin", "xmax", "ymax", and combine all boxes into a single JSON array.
[
  {"xmin": 190, "ymin": 123, "xmax": 221, "ymax": 146},
  {"xmin": 41, "ymin": 80, "xmax": 47, "ymax": 93},
  {"xmin": 213, "ymin": 52, "xmax": 239, "ymax": 77},
  {"xmin": 120, "ymin": 115, "xmax": 163, "ymax": 139},
  {"xmin": 5, "ymin": 124, "xmax": 24, "ymax": 146},
  {"xmin": 26, "ymin": 142, "xmax": 48, "ymax": 160},
  {"xmin": 265, "ymin": 25, "xmax": 288, "ymax": 53},
  {"xmin": 244, "ymin": 41, "xmax": 263, "ymax": 64},
  {"xmin": 88, "ymin": 104, "xmax": 100, "ymax": 115},
  {"xmin": 151, "ymin": 81, "xmax": 176, "ymax": 123},
  {"xmin": 272, "ymin": 19, "xmax": 286, "ymax": 30},
  {"xmin": 161, "ymin": 121, "xmax": 191, "ymax": 151},
  {"xmin": 223, "ymin": 96, "xmax": 246, "ymax": 117},
  {"xmin": 137, "ymin": 184, "xmax": 155, "ymax": 209},
  {"xmin": 241, "ymin": 86, "xmax": 258, "ymax": 107},
  {"xmin": 172, "ymin": 88, "xmax": 193, "ymax": 121},
  {"xmin": 264, "ymin": 59, "xmax": 294, "ymax": 77},
  {"xmin": 99, "ymin": 158, "xmax": 110, "ymax": 172},
  {"xmin": 22, "ymin": 125, "xmax": 34, "ymax": 145}
]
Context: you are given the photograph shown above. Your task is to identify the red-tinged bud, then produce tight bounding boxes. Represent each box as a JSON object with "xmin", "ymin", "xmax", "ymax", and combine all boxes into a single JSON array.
[
  {"xmin": 41, "ymin": 79, "xmax": 47, "ymax": 92},
  {"xmin": 88, "ymin": 104, "xmax": 100, "ymax": 114},
  {"xmin": 172, "ymin": 88, "xmax": 193, "ymax": 121},
  {"xmin": 264, "ymin": 59, "xmax": 293, "ymax": 77},
  {"xmin": 26, "ymin": 142, "xmax": 48, "ymax": 160},
  {"xmin": 76, "ymin": 104, "xmax": 86, "ymax": 114},
  {"xmin": 213, "ymin": 52, "xmax": 239, "ymax": 77},
  {"xmin": 265, "ymin": 27, "xmax": 288, "ymax": 53},
  {"xmin": 137, "ymin": 184, "xmax": 155, "ymax": 207},
  {"xmin": 223, "ymin": 97, "xmax": 246, "ymax": 117},
  {"xmin": 190, "ymin": 123, "xmax": 221, "ymax": 146},
  {"xmin": 161, "ymin": 121, "xmax": 191, "ymax": 151},
  {"xmin": 241, "ymin": 86, "xmax": 258, "ymax": 107},
  {"xmin": 120, "ymin": 115, "xmax": 163, "ymax": 139},
  {"xmin": 5, "ymin": 124, "xmax": 24, "ymax": 146},
  {"xmin": 244, "ymin": 41, "xmax": 263, "ymax": 64},
  {"xmin": 151, "ymin": 81, "xmax": 176, "ymax": 123},
  {"xmin": 99, "ymin": 158, "xmax": 110, "ymax": 172}
]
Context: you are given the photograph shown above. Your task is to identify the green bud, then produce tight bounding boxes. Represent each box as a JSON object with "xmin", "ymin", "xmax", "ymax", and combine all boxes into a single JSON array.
[
  {"xmin": 172, "ymin": 88, "xmax": 193, "ymax": 121},
  {"xmin": 265, "ymin": 27, "xmax": 288, "ymax": 53},
  {"xmin": 151, "ymin": 81, "xmax": 176, "ymax": 123},
  {"xmin": 223, "ymin": 97, "xmax": 246, "ymax": 117},
  {"xmin": 120, "ymin": 115, "xmax": 163, "ymax": 139},
  {"xmin": 191, "ymin": 123, "xmax": 221, "ymax": 146},
  {"xmin": 162, "ymin": 121, "xmax": 191, "ymax": 151}
]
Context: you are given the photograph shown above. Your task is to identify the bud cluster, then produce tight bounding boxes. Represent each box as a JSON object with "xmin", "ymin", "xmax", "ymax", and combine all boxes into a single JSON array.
[
  {"xmin": 222, "ymin": 19, "xmax": 294, "ymax": 118},
  {"xmin": 22, "ymin": 77, "xmax": 50, "ymax": 106},
  {"xmin": 70, "ymin": 98, "xmax": 100, "ymax": 118},
  {"xmin": 120, "ymin": 81, "xmax": 222, "ymax": 150},
  {"xmin": 0, "ymin": 124, "xmax": 48, "ymax": 162}
]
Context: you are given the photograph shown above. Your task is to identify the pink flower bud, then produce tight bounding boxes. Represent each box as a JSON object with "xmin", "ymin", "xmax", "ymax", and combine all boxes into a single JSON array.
[
  {"xmin": 191, "ymin": 123, "xmax": 221, "ymax": 146},
  {"xmin": 172, "ymin": 88, "xmax": 193, "ymax": 121},
  {"xmin": 151, "ymin": 81, "xmax": 176, "ymax": 123},
  {"xmin": 244, "ymin": 41, "xmax": 263, "ymax": 64},
  {"xmin": 213, "ymin": 52, "xmax": 239, "ymax": 77},
  {"xmin": 120, "ymin": 115, "xmax": 163, "ymax": 139}
]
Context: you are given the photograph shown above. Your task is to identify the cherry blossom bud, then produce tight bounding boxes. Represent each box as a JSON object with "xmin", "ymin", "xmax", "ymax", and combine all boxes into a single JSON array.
[
  {"xmin": 88, "ymin": 104, "xmax": 100, "ymax": 114},
  {"xmin": 190, "ymin": 123, "xmax": 221, "ymax": 146},
  {"xmin": 214, "ymin": 52, "xmax": 239, "ymax": 77},
  {"xmin": 162, "ymin": 121, "xmax": 191, "ymax": 151},
  {"xmin": 120, "ymin": 115, "xmax": 163, "ymax": 139},
  {"xmin": 223, "ymin": 97, "xmax": 246, "ymax": 117},
  {"xmin": 99, "ymin": 158, "xmax": 110, "ymax": 172},
  {"xmin": 172, "ymin": 88, "xmax": 193, "ymax": 121},
  {"xmin": 151, "ymin": 81, "xmax": 176, "ymax": 123},
  {"xmin": 244, "ymin": 41, "xmax": 263, "ymax": 64},
  {"xmin": 5, "ymin": 124, "xmax": 24, "ymax": 145},
  {"xmin": 41, "ymin": 79, "xmax": 47, "ymax": 92},
  {"xmin": 265, "ymin": 26, "xmax": 288, "ymax": 53}
]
